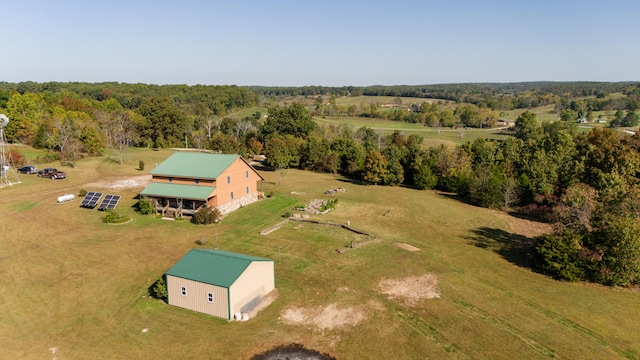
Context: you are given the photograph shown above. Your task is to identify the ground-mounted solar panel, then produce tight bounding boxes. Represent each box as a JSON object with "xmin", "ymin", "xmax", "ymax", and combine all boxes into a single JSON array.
[
  {"xmin": 98, "ymin": 194, "xmax": 121, "ymax": 211},
  {"xmin": 81, "ymin": 191, "xmax": 103, "ymax": 208}
]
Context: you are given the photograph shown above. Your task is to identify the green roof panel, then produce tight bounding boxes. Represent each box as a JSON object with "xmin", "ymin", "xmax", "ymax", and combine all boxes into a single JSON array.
[
  {"xmin": 140, "ymin": 182, "xmax": 214, "ymax": 200},
  {"xmin": 149, "ymin": 152, "xmax": 239, "ymax": 179},
  {"xmin": 166, "ymin": 249, "xmax": 273, "ymax": 288}
]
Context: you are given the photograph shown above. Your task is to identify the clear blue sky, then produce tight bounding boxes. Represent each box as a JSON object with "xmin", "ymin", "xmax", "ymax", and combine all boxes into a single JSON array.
[{"xmin": 3, "ymin": 0, "xmax": 640, "ymax": 86}]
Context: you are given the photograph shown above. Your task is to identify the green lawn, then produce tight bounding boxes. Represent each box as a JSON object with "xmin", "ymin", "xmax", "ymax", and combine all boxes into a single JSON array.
[{"xmin": 0, "ymin": 149, "xmax": 638, "ymax": 359}]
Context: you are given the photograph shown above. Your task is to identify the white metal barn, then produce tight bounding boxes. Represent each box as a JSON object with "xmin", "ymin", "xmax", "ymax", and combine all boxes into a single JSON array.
[{"xmin": 165, "ymin": 249, "xmax": 275, "ymax": 320}]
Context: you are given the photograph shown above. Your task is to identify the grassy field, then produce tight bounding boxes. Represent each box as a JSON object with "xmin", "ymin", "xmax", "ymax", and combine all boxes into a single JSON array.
[
  {"xmin": 499, "ymin": 104, "xmax": 558, "ymax": 122},
  {"xmin": 314, "ymin": 116, "xmax": 509, "ymax": 147},
  {"xmin": 1, "ymin": 148, "xmax": 639, "ymax": 359}
]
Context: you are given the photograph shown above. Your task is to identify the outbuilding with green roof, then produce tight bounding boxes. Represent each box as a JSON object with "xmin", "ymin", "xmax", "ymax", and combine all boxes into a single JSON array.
[
  {"xmin": 139, "ymin": 151, "xmax": 264, "ymax": 217},
  {"xmin": 165, "ymin": 249, "xmax": 275, "ymax": 320}
]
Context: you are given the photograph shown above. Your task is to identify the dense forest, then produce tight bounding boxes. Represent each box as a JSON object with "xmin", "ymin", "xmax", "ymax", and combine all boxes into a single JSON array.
[{"xmin": 1, "ymin": 81, "xmax": 640, "ymax": 287}]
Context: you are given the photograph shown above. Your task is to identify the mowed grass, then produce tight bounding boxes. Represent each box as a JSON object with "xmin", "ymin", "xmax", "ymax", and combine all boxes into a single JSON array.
[
  {"xmin": 314, "ymin": 115, "xmax": 509, "ymax": 147},
  {"xmin": 1, "ymin": 149, "xmax": 639, "ymax": 359}
]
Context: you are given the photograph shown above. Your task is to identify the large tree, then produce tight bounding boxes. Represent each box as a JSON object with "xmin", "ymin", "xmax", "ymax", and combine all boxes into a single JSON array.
[{"xmin": 260, "ymin": 103, "xmax": 316, "ymax": 140}]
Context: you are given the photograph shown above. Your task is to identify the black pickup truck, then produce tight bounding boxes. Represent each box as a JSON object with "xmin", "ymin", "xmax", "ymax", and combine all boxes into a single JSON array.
[{"xmin": 38, "ymin": 167, "xmax": 67, "ymax": 179}]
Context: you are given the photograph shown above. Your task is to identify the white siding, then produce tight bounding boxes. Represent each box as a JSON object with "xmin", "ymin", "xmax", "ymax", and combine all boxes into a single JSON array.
[
  {"xmin": 166, "ymin": 275, "xmax": 229, "ymax": 319},
  {"xmin": 229, "ymin": 261, "xmax": 275, "ymax": 314}
]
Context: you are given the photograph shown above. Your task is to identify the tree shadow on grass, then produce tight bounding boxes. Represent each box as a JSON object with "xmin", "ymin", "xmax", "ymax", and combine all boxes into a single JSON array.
[{"xmin": 466, "ymin": 227, "xmax": 533, "ymax": 268}]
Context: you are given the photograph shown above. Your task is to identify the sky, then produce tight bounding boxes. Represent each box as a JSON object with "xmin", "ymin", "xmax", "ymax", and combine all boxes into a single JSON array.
[{"xmin": 3, "ymin": 0, "xmax": 640, "ymax": 86}]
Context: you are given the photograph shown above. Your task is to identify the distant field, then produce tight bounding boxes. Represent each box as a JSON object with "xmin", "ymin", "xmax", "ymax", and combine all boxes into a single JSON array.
[
  {"xmin": 226, "ymin": 106, "xmax": 268, "ymax": 120},
  {"xmin": 314, "ymin": 116, "xmax": 509, "ymax": 147},
  {"xmin": 1, "ymin": 148, "xmax": 638, "ymax": 359},
  {"xmin": 499, "ymin": 104, "xmax": 558, "ymax": 122},
  {"xmin": 335, "ymin": 95, "xmax": 453, "ymax": 107}
]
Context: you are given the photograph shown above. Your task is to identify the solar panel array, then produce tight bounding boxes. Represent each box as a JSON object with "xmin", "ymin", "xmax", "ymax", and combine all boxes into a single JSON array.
[
  {"xmin": 98, "ymin": 194, "xmax": 121, "ymax": 211},
  {"xmin": 80, "ymin": 191, "xmax": 103, "ymax": 208}
]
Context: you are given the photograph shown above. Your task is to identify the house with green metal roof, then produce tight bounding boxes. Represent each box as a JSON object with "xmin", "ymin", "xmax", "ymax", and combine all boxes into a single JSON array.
[
  {"xmin": 139, "ymin": 151, "xmax": 264, "ymax": 217},
  {"xmin": 165, "ymin": 249, "xmax": 275, "ymax": 320}
]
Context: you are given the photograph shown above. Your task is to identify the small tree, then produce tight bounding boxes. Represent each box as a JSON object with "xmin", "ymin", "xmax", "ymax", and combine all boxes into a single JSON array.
[
  {"xmin": 136, "ymin": 197, "xmax": 156, "ymax": 215},
  {"xmin": 139, "ymin": 159, "xmax": 145, "ymax": 171}
]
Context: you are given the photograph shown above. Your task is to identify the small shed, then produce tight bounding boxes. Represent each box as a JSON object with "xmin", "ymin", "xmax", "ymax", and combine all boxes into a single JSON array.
[{"xmin": 165, "ymin": 249, "xmax": 275, "ymax": 320}]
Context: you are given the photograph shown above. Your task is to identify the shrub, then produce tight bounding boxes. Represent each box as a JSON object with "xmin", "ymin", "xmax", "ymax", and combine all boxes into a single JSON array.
[
  {"xmin": 8, "ymin": 150, "xmax": 25, "ymax": 167},
  {"xmin": 319, "ymin": 199, "xmax": 339, "ymax": 212},
  {"xmin": 139, "ymin": 159, "xmax": 145, "ymax": 171},
  {"xmin": 135, "ymin": 197, "xmax": 156, "ymax": 215},
  {"xmin": 149, "ymin": 276, "xmax": 168, "ymax": 302},
  {"xmin": 267, "ymin": 191, "xmax": 274, "ymax": 198},
  {"xmin": 35, "ymin": 153, "xmax": 59, "ymax": 164},
  {"xmin": 531, "ymin": 230, "xmax": 585, "ymax": 282},
  {"xmin": 102, "ymin": 210, "xmax": 130, "ymax": 224},
  {"xmin": 192, "ymin": 206, "xmax": 221, "ymax": 225},
  {"xmin": 282, "ymin": 211, "xmax": 292, "ymax": 218},
  {"xmin": 78, "ymin": 189, "xmax": 88, "ymax": 197}
]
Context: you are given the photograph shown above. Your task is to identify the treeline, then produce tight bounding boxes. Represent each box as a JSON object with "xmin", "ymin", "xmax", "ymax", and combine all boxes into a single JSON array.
[
  {"xmin": 260, "ymin": 105, "xmax": 640, "ymax": 287},
  {"xmin": 248, "ymin": 82, "xmax": 640, "ymax": 111},
  {"xmin": 0, "ymin": 82, "xmax": 259, "ymax": 164},
  {"xmin": 313, "ymin": 97, "xmax": 498, "ymax": 128},
  {"xmin": 0, "ymin": 81, "xmax": 257, "ymax": 116}
]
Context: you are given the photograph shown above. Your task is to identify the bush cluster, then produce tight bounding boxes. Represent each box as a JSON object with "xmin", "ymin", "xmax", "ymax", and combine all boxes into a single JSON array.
[
  {"xmin": 192, "ymin": 207, "xmax": 221, "ymax": 225},
  {"xmin": 102, "ymin": 210, "xmax": 130, "ymax": 224},
  {"xmin": 135, "ymin": 197, "xmax": 156, "ymax": 215}
]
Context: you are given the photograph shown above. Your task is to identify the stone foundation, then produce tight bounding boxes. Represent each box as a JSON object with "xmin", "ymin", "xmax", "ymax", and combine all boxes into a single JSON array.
[{"xmin": 217, "ymin": 192, "xmax": 260, "ymax": 214}]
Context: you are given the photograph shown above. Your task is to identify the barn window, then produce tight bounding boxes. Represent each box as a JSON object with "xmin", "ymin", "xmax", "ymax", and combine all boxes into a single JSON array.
[
  {"xmin": 180, "ymin": 286, "xmax": 187, "ymax": 296},
  {"xmin": 227, "ymin": 176, "xmax": 230, "ymax": 184},
  {"xmin": 194, "ymin": 179, "xmax": 199, "ymax": 185},
  {"xmin": 168, "ymin": 177, "xmax": 173, "ymax": 183},
  {"xmin": 230, "ymin": 192, "xmax": 234, "ymax": 200},
  {"xmin": 246, "ymin": 186, "xmax": 249, "ymax": 194},
  {"xmin": 207, "ymin": 292, "xmax": 214, "ymax": 303},
  {"xmin": 245, "ymin": 170, "xmax": 249, "ymax": 178}
]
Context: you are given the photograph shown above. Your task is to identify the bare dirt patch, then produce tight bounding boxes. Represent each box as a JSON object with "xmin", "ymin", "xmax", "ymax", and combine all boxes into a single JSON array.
[
  {"xmin": 84, "ymin": 175, "xmax": 151, "ymax": 190},
  {"xmin": 395, "ymin": 242, "xmax": 420, "ymax": 252},
  {"xmin": 379, "ymin": 273, "xmax": 440, "ymax": 306},
  {"xmin": 280, "ymin": 303, "xmax": 367, "ymax": 330}
]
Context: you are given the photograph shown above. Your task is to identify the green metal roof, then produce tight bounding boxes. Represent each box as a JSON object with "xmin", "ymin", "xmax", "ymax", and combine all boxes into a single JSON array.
[
  {"xmin": 166, "ymin": 249, "xmax": 273, "ymax": 288},
  {"xmin": 139, "ymin": 182, "xmax": 214, "ymax": 200},
  {"xmin": 149, "ymin": 152, "xmax": 240, "ymax": 179}
]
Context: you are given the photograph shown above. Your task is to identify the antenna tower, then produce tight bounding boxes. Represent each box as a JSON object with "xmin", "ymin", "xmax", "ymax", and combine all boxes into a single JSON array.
[{"xmin": 0, "ymin": 114, "xmax": 20, "ymax": 188}]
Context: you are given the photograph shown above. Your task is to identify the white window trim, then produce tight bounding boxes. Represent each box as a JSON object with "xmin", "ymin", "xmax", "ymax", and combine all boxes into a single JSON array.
[
  {"xmin": 180, "ymin": 286, "xmax": 187, "ymax": 296},
  {"xmin": 207, "ymin": 292, "xmax": 214, "ymax": 303}
]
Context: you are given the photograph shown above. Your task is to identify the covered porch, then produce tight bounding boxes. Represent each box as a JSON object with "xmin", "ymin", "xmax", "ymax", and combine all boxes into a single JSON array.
[{"xmin": 140, "ymin": 182, "xmax": 216, "ymax": 218}]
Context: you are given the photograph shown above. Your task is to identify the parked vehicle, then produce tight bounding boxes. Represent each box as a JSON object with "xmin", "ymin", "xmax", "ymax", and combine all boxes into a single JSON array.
[
  {"xmin": 38, "ymin": 167, "xmax": 67, "ymax": 179},
  {"xmin": 18, "ymin": 165, "xmax": 38, "ymax": 174}
]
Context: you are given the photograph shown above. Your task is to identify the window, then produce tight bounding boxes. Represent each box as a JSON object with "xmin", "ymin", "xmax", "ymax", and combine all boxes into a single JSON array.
[
  {"xmin": 207, "ymin": 292, "xmax": 214, "ymax": 303},
  {"xmin": 180, "ymin": 286, "xmax": 187, "ymax": 296},
  {"xmin": 194, "ymin": 179, "xmax": 199, "ymax": 185},
  {"xmin": 168, "ymin": 177, "xmax": 173, "ymax": 183},
  {"xmin": 245, "ymin": 170, "xmax": 249, "ymax": 178},
  {"xmin": 246, "ymin": 186, "xmax": 249, "ymax": 194},
  {"xmin": 227, "ymin": 176, "xmax": 230, "ymax": 184},
  {"xmin": 230, "ymin": 192, "xmax": 234, "ymax": 200}
]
